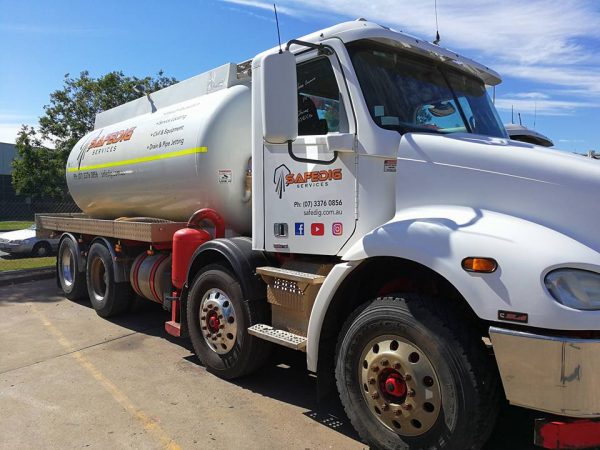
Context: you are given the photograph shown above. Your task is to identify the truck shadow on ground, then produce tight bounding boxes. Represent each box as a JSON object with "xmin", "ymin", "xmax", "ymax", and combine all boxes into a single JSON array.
[
  {"xmin": 182, "ymin": 345, "xmax": 538, "ymax": 450},
  {"xmin": 16, "ymin": 283, "xmax": 537, "ymax": 450},
  {"xmin": 107, "ymin": 299, "xmax": 538, "ymax": 450}
]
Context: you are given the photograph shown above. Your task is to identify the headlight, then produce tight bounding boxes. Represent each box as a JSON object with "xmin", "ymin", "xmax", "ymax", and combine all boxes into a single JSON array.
[{"xmin": 545, "ymin": 269, "xmax": 600, "ymax": 310}]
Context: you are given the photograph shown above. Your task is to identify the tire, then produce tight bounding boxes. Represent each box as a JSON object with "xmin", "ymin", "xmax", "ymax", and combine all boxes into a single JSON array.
[
  {"xmin": 86, "ymin": 242, "xmax": 132, "ymax": 318},
  {"xmin": 32, "ymin": 241, "xmax": 52, "ymax": 257},
  {"xmin": 57, "ymin": 238, "xmax": 87, "ymax": 300},
  {"xmin": 335, "ymin": 295, "xmax": 499, "ymax": 450},
  {"xmin": 187, "ymin": 264, "xmax": 271, "ymax": 379}
]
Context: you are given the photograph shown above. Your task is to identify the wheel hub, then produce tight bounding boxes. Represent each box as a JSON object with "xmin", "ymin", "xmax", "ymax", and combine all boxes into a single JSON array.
[
  {"xmin": 360, "ymin": 337, "xmax": 442, "ymax": 436},
  {"xmin": 60, "ymin": 247, "xmax": 75, "ymax": 287},
  {"xmin": 382, "ymin": 371, "xmax": 406, "ymax": 398},
  {"xmin": 207, "ymin": 311, "xmax": 220, "ymax": 333},
  {"xmin": 199, "ymin": 288, "xmax": 237, "ymax": 355}
]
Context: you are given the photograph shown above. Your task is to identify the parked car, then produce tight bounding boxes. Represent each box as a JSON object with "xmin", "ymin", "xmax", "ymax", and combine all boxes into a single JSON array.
[{"xmin": 0, "ymin": 225, "xmax": 59, "ymax": 257}]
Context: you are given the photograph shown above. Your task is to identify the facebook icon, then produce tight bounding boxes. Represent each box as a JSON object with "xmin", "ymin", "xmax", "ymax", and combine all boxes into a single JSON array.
[{"xmin": 295, "ymin": 223, "xmax": 305, "ymax": 236}]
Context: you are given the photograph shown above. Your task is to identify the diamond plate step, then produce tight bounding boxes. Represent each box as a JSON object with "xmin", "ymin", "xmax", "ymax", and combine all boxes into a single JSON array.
[
  {"xmin": 248, "ymin": 324, "xmax": 307, "ymax": 351},
  {"xmin": 256, "ymin": 266, "xmax": 326, "ymax": 285}
]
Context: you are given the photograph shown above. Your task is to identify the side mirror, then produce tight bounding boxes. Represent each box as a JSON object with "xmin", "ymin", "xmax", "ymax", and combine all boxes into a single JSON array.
[{"xmin": 261, "ymin": 51, "xmax": 298, "ymax": 144}]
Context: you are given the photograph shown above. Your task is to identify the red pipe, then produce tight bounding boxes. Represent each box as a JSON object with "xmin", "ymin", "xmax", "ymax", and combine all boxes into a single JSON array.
[{"xmin": 187, "ymin": 208, "xmax": 225, "ymax": 238}]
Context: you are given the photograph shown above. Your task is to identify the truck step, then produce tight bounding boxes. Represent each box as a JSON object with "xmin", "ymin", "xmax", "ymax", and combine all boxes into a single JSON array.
[
  {"xmin": 255, "ymin": 266, "xmax": 326, "ymax": 285},
  {"xmin": 248, "ymin": 324, "xmax": 307, "ymax": 351}
]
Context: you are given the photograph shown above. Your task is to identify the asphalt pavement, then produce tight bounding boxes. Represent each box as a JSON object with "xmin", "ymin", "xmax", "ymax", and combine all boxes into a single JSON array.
[{"xmin": 0, "ymin": 279, "xmax": 538, "ymax": 449}]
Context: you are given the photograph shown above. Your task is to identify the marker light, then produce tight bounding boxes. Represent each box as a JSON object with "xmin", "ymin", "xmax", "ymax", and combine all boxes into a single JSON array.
[{"xmin": 462, "ymin": 257, "xmax": 497, "ymax": 273}]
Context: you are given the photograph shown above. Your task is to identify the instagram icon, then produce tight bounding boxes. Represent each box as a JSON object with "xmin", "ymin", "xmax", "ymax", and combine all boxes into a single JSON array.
[{"xmin": 332, "ymin": 222, "xmax": 343, "ymax": 236}]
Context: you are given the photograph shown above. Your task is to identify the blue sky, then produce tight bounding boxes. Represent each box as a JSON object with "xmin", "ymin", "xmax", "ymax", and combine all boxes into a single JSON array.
[{"xmin": 0, "ymin": 0, "xmax": 598, "ymax": 152}]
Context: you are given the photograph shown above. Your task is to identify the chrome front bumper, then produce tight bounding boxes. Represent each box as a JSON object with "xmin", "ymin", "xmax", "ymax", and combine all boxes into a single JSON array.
[{"xmin": 490, "ymin": 326, "xmax": 600, "ymax": 418}]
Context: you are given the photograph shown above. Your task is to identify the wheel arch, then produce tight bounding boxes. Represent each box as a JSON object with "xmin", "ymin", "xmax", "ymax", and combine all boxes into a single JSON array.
[
  {"xmin": 180, "ymin": 237, "xmax": 270, "ymax": 337},
  {"xmin": 309, "ymin": 256, "xmax": 482, "ymax": 376}
]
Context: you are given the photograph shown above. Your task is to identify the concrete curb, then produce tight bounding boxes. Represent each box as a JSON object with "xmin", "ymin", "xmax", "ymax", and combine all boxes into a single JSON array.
[{"xmin": 0, "ymin": 267, "xmax": 55, "ymax": 287}]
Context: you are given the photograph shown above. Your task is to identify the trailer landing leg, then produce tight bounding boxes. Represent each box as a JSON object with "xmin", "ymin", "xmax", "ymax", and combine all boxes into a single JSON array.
[{"xmin": 534, "ymin": 418, "xmax": 600, "ymax": 449}]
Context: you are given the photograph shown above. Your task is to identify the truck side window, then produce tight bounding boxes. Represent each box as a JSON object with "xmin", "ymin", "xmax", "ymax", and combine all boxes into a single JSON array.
[{"xmin": 297, "ymin": 57, "xmax": 341, "ymax": 135}]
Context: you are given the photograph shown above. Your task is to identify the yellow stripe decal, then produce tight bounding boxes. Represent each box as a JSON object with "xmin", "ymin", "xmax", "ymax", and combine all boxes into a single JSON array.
[{"xmin": 67, "ymin": 146, "xmax": 208, "ymax": 172}]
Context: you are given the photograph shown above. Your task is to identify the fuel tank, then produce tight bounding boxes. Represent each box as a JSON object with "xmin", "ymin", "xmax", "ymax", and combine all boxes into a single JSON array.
[{"xmin": 66, "ymin": 84, "xmax": 252, "ymax": 234}]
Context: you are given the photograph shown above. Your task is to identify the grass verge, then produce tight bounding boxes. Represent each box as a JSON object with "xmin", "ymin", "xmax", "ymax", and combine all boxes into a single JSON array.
[
  {"xmin": 0, "ymin": 256, "xmax": 54, "ymax": 272},
  {"xmin": 0, "ymin": 221, "xmax": 34, "ymax": 231}
]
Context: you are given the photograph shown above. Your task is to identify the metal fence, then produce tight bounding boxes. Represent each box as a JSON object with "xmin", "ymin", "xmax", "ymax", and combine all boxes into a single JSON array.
[{"xmin": 0, "ymin": 200, "xmax": 80, "ymax": 272}]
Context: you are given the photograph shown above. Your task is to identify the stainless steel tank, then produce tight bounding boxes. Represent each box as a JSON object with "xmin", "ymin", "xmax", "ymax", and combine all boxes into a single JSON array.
[{"xmin": 66, "ymin": 85, "xmax": 252, "ymax": 234}]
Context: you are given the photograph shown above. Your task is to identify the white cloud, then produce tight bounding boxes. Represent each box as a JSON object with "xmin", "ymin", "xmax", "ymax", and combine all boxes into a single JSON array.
[
  {"xmin": 0, "ymin": 124, "xmax": 24, "ymax": 144},
  {"xmin": 222, "ymin": 0, "xmax": 600, "ymax": 105},
  {"xmin": 495, "ymin": 97, "xmax": 595, "ymax": 116},
  {"xmin": 509, "ymin": 92, "xmax": 550, "ymax": 100},
  {"xmin": 222, "ymin": 0, "xmax": 301, "ymax": 17}
]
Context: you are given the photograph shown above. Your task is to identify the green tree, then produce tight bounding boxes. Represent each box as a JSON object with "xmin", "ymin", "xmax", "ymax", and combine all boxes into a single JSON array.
[{"xmin": 12, "ymin": 70, "xmax": 177, "ymax": 199}]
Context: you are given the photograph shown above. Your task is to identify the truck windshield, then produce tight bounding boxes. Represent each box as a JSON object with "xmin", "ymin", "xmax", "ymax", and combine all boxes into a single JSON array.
[{"xmin": 346, "ymin": 40, "xmax": 508, "ymax": 138}]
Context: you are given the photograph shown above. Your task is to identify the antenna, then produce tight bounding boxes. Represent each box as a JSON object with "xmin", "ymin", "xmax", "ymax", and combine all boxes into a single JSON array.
[
  {"xmin": 273, "ymin": 4, "xmax": 283, "ymax": 53},
  {"xmin": 511, "ymin": 105, "xmax": 514, "ymax": 123},
  {"xmin": 433, "ymin": 0, "xmax": 441, "ymax": 45},
  {"xmin": 518, "ymin": 112, "xmax": 522, "ymax": 126}
]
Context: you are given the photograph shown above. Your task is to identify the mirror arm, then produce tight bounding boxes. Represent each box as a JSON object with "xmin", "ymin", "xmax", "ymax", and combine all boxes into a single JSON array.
[
  {"xmin": 287, "ymin": 141, "xmax": 338, "ymax": 165},
  {"xmin": 286, "ymin": 39, "xmax": 333, "ymax": 56}
]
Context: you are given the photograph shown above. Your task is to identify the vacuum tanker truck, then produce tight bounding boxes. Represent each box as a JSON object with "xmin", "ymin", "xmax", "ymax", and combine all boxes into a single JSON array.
[{"xmin": 37, "ymin": 20, "xmax": 600, "ymax": 450}]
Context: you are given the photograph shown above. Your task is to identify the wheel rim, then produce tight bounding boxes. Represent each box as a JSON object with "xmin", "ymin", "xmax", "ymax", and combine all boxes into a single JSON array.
[
  {"xmin": 359, "ymin": 336, "xmax": 442, "ymax": 436},
  {"xmin": 60, "ymin": 246, "xmax": 75, "ymax": 288},
  {"xmin": 199, "ymin": 288, "xmax": 237, "ymax": 355},
  {"xmin": 37, "ymin": 245, "xmax": 48, "ymax": 256},
  {"xmin": 90, "ymin": 256, "xmax": 108, "ymax": 303}
]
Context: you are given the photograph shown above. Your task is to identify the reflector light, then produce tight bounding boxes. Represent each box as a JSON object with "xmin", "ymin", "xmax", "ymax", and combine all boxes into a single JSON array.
[{"xmin": 462, "ymin": 257, "xmax": 497, "ymax": 273}]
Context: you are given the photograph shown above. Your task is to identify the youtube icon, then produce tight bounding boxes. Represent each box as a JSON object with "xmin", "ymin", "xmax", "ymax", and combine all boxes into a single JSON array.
[{"xmin": 311, "ymin": 223, "xmax": 324, "ymax": 236}]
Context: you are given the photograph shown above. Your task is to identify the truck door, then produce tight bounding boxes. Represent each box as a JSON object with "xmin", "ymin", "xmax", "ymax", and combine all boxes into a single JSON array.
[{"xmin": 263, "ymin": 49, "xmax": 357, "ymax": 256}]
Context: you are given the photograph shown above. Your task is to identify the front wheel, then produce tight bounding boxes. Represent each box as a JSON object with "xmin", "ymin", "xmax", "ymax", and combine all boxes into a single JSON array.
[
  {"xmin": 187, "ymin": 264, "xmax": 271, "ymax": 379},
  {"xmin": 335, "ymin": 295, "xmax": 499, "ymax": 450}
]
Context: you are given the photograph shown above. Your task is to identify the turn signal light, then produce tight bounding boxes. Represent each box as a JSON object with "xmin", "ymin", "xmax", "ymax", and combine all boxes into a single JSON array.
[{"xmin": 462, "ymin": 257, "xmax": 497, "ymax": 273}]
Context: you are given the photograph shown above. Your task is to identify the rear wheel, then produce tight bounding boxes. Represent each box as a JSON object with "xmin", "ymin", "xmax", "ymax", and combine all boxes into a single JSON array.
[
  {"xmin": 86, "ymin": 242, "xmax": 132, "ymax": 317},
  {"xmin": 57, "ymin": 237, "xmax": 87, "ymax": 300},
  {"xmin": 335, "ymin": 295, "xmax": 499, "ymax": 450},
  {"xmin": 187, "ymin": 264, "xmax": 271, "ymax": 379}
]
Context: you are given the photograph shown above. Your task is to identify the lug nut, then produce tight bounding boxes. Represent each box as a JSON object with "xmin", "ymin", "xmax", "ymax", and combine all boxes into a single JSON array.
[
  {"xmin": 394, "ymin": 362, "xmax": 402, "ymax": 370},
  {"xmin": 401, "ymin": 403, "xmax": 413, "ymax": 411},
  {"xmin": 203, "ymin": 308, "xmax": 208, "ymax": 312},
  {"xmin": 368, "ymin": 377, "xmax": 376, "ymax": 385},
  {"xmin": 201, "ymin": 326, "xmax": 207, "ymax": 330},
  {"xmin": 372, "ymin": 366, "xmax": 380, "ymax": 373},
  {"xmin": 394, "ymin": 409, "xmax": 402, "ymax": 417},
  {"xmin": 371, "ymin": 392, "xmax": 380, "ymax": 400},
  {"xmin": 219, "ymin": 324, "xmax": 225, "ymax": 329},
  {"xmin": 404, "ymin": 374, "xmax": 412, "ymax": 381},
  {"xmin": 407, "ymin": 389, "xmax": 416, "ymax": 397},
  {"xmin": 382, "ymin": 403, "xmax": 390, "ymax": 411},
  {"xmin": 217, "ymin": 333, "xmax": 222, "ymax": 338},
  {"xmin": 381, "ymin": 359, "xmax": 389, "ymax": 366},
  {"xmin": 201, "ymin": 316, "xmax": 206, "ymax": 320}
]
